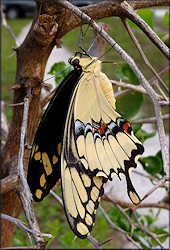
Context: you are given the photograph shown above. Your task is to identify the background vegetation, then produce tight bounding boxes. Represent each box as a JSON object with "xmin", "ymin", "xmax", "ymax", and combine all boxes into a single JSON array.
[{"xmin": 1, "ymin": 6, "xmax": 169, "ymax": 249}]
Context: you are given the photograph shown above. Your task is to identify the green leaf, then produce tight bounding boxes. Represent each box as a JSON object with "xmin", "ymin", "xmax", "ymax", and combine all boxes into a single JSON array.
[
  {"xmin": 139, "ymin": 155, "xmax": 163, "ymax": 175},
  {"xmin": 163, "ymin": 11, "xmax": 169, "ymax": 25},
  {"xmin": 116, "ymin": 92, "xmax": 143, "ymax": 120},
  {"xmin": 151, "ymin": 227, "xmax": 169, "ymax": 246},
  {"xmin": 115, "ymin": 62, "xmax": 140, "ymax": 85},
  {"xmin": 127, "ymin": 9, "xmax": 154, "ymax": 30},
  {"xmin": 144, "ymin": 214, "xmax": 154, "ymax": 227},
  {"xmin": 48, "ymin": 61, "xmax": 72, "ymax": 85}
]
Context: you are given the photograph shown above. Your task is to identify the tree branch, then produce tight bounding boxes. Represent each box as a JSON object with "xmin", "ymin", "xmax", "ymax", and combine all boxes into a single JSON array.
[
  {"xmin": 1, "ymin": 214, "xmax": 53, "ymax": 243},
  {"xmin": 121, "ymin": 18, "xmax": 170, "ymax": 96},
  {"xmin": 98, "ymin": 205, "xmax": 141, "ymax": 249},
  {"xmin": 120, "ymin": 1, "xmax": 170, "ymax": 59},
  {"xmin": 1, "ymin": 174, "xmax": 19, "ymax": 195},
  {"xmin": 105, "ymin": 194, "xmax": 165, "ymax": 248},
  {"xmin": 102, "ymin": 194, "xmax": 169, "ymax": 210},
  {"xmin": 130, "ymin": 114, "xmax": 170, "ymax": 124}
]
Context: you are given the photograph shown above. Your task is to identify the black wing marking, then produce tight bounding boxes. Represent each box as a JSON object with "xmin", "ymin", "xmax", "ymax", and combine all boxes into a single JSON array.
[{"xmin": 27, "ymin": 69, "xmax": 81, "ymax": 201}]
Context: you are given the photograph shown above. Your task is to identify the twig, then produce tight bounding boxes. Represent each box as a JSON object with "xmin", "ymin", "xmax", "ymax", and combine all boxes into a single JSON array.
[
  {"xmin": 114, "ymin": 88, "xmax": 133, "ymax": 99},
  {"xmin": 102, "ymin": 194, "xmax": 169, "ymax": 210},
  {"xmin": 111, "ymin": 80, "xmax": 147, "ymax": 95},
  {"xmin": 99, "ymin": 205, "xmax": 141, "ymax": 249},
  {"xmin": 17, "ymin": 96, "xmax": 33, "ymax": 213},
  {"xmin": 50, "ymin": 190, "xmax": 63, "ymax": 206},
  {"xmin": 105, "ymin": 194, "xmax": 165, "ymax": 249},
  {"xmin": 16, "ymin": 94, "xmax": 47, "ymax": 246},
  {"xmin": 122, "ymin": 18, "xmax": 170, "ymax": 96},
  {"xmin": 120, "ymin": 1, "xmax": 169, "ymax": 59},
  {"xmin": 9, "ymin": 102, "xmax": 24, "ymax": 107},
  {"xmin": 130, "ymin": 114, "xmax": 170, "ymax": 124},
  {"xmin": 87, "ymin": 235, "xmax": 102, "ymax": 249},
  {"xmin": 1, "ymin": 7, "xmax": 19, "ymax": 47},
  {"xmin": 1, "ymin": 213, "xmax": 53, "ymax": 243},
  {"xmin": 140, "ymin": 176, "xmax": 169, "ymax": 203}
]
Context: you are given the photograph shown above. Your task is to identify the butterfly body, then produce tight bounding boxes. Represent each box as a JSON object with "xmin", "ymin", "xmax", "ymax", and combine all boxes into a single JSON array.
[{"xmin": 27, "ymin": 55, "xmax": 144, "ymax": 238}]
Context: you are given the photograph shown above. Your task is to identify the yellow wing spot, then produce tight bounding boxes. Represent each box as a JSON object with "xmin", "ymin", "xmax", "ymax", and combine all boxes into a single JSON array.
[
  {"xmin": 34, "ymin": 151, "xmax": 41, "ymax": 161},
  {"xmin": 58, "ymin": 142, "xmax": 61, "ymax": 155},
  {"xmin": 52, "ymin": 155, "xmax": 58, "ymax": 164},
  {"xmin": 86, "ymin": 200, "xmax": 94, "ymax": 214},
  {"xmin": 71, "ymin": 168, "xmax": 88, "ymax": 203},
  {"xmin": 129, "ymin": 191, "xmax": 140, "ymax": 204},
  {"xmin": 40, "ymin": 173, "xmax": 46, "ymax": 187},
  {"xmin": 35, "ymin": 145, "xmax": 39, "ymax": 152},
  {"xmin": 81, "ymin": 158, "xmax": 88, "ymax": 169},
  {"xmin": 85, "ymin": 214, "xmax": 93, "ymax": 226},
  {"xmin": 81, "ymin": 174, "xmax": 91, "ymax": 187},
  {"xmin": 91, "ymin": 186, "xmax": 99, "ymax": 202},
  {"xmin": 77, "ymin": 222, "xmax": 89, "ymax": 235},
  {"xmin": 42, "ymin": 152, "xmax": 52, "ymax": 175},
  {"xmin": 93, "ymin": 177, "xmax": 103, "ymax": 189},
  {"xmin": 35, "ymin": 189, "xmax": 43, "ymax": 199}
]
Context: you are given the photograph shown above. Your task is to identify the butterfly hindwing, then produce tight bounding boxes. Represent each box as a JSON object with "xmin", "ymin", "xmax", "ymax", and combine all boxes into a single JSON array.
[
  {"xmin": 61, "ymin": 56, "xmax": 144, "ymax": 238},
  {"xmin": 28, "ymin": 55, "xmax": 144, "ymax": 239},
  {"xmin": 27, "ymin": 69, "xmax": 82, "ymax": 201}
]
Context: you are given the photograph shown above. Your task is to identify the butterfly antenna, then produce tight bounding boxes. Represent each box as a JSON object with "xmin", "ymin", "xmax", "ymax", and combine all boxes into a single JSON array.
[
  {"xmin": 78, "ymin": 46, "xmax": 92, "ymax": 58},
  {"xmin": 72, "ymin": 12, "xmax": 84, "ymax": 52},
  {"xmin": 31, "ymin": 66, "xmax": 71, "ymax": 96},
  {"xmin": 98, "ymin": 45, "xmax": 114, "ymax": 61},
  {"xmin": 87, "ymin": 33, "xmax": 99, "ymax": 53}
]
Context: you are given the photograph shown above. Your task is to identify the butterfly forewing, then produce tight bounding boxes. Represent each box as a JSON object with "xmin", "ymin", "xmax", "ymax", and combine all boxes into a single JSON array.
[{"xmin": 27, "ymin": 69, "xmax": 82, "ymax": 201}]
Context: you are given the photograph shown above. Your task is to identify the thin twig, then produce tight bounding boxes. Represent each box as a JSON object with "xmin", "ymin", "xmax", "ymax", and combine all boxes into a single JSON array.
[
  {"xmin": 102, "ymin": 194, "xmax": 169, "ymax": 210},
  {"xmin": 122, "ymin": 18, "xmax": 170, "ymax": 96},
  {"xmin": 140, "ymin": 176, "xmax": 169, "ymax": 203},
  {"xmin": 1, "ymin": 214, "xmax": 53, "ymax": 242},
  {"xmin": 1, "ymin": 7, "xmax": 19, "ymax": 47},
  {"xmin": 120, "ymin": 1, "xmax": 169, "ymax": 59},
  {"xmin": 17, "ymin": 96, "xmax": 33, "ymax": 214},
  {"xmin": 50, "ymin": 190, "xmax": 63, "ymax": 206},
  {"xmin": 105, "ymin": 194, "xmax": 165, "ymax": 249},
  {"xmin": 130, "ymin": 114, "xmax": 170, "ymax": 124},
  {"xmin": 99, "ymin": 205, "xmax": 141, "ymax": 249}
]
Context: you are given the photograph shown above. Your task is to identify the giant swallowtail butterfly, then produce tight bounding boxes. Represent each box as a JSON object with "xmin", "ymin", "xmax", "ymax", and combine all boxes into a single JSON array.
[{"xmin": 27, "ymin": 55, "xmax": 144, "ymax": 239}]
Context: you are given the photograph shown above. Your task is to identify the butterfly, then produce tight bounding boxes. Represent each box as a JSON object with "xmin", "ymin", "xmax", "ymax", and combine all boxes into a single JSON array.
[{"xmin": 27, "ymin": 54, "xmax": 144, "ymax": 239}]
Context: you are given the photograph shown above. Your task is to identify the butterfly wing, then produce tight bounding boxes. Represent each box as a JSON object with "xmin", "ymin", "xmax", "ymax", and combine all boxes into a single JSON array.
[
  {"xmin": 61, "ymin": 58, "xmax": 144, "ymax": 238},
  {"xmin": 27, "ymin": 69, "xmax": 81, "ymax": 201}
]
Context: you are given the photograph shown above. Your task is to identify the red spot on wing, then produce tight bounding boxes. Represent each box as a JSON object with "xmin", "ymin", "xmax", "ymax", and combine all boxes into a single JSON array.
[
  {"xmin": 102, "ymin": 122, "xmax": 107, "ymax": 130},
  {"xmin": 99, "ymin": 127, "xmax": 105, "ymax": 136},
  {"xmin": 123, "ymin": 123, "xmax": 130, "ymax": 134}
]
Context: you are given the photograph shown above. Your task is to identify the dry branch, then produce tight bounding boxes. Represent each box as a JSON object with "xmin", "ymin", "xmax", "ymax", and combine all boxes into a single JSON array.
[
  {"xmin": 120, "ymin": 1, "xmax": 170, "ymax": 59},
  {"xmin": 105, "ymin": 194, "xmax": 165, "ymax": 248},
  {"xmin": 1, "ymin": 213, "xmax": 53, "ymax": 243}
]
